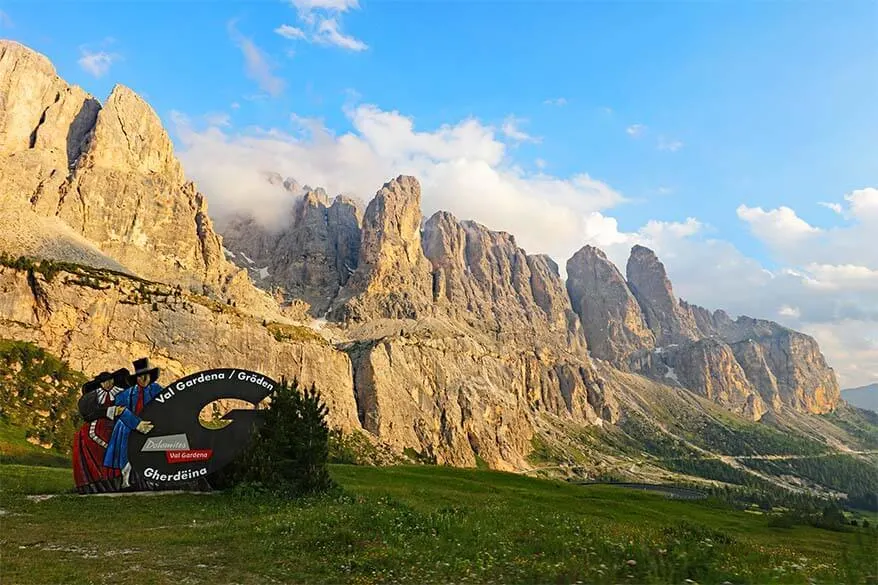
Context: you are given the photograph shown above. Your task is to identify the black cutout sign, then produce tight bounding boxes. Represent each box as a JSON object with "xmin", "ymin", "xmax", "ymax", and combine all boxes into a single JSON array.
[{"xmin": 127, "ymin": 369, "xmax": 277, "ymax": 485}]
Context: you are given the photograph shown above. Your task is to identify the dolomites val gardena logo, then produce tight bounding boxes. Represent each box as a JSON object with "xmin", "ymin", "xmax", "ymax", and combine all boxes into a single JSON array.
[{"xmin": 126, "ymin": 368, "xmax": 277, "ymax": 485}]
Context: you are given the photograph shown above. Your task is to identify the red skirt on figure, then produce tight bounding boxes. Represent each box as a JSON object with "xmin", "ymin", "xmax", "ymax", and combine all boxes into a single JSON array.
[
  {"xmin": 72, "ymin": 377, "xmax": 125, "ymax": 494},
  {"xmin": 72, "ymin": 418, "xmax": 121, "ymax": 493}
]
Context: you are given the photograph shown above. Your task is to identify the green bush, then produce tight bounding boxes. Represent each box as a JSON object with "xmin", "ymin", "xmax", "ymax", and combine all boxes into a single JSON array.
[{"xmin": 214, "ymin": 379, "xmax": 333, "ymax": 497}]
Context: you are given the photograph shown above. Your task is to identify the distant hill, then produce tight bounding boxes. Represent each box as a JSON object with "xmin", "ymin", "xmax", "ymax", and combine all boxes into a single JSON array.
[{"xmin": 842, "ymin": 384, "xmax": 878, "ymax": 412}]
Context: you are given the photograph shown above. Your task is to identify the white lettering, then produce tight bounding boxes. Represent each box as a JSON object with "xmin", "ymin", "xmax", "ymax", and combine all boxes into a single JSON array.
[
  {"xmin": 237, "ymin": 371, "xmax": 274, "ymax": 392},
  {"xmin": 167, "ymin": 372, "xmax": 226, "ymax": 398},
  {"xmin": 143, "ymin": 467, "xmax": 208, "ymax": 482}
]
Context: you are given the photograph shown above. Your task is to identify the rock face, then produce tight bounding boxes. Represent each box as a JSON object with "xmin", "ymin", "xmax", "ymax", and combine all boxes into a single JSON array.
[
  {"xmin": 666, "ymin": 339, "xmax": 766, "ymax": 420},
  {"xmin": 566, "ymin": 245, "xmax": 654, "ymax": 366},
  {"xmin": 0, "ymin": 265, "xmax": 361, "ymax": 433},
  {"xmin": 331, "ymin": 176, "xmax": 435, "ymax": 321},
  {"xmin": 0, "ymin": 41, "xmax": 99, "ymax": 165},
  {"xmin": 221, "ymin": 185, "xmax": 363, "ymax": 316},
  {"xmin": 626, "ymin": 245, "xmax": 699, "ymax": 345},
  {"xmin": 562, "ymin": 241, "xmax": 838, "ymax": 417},
  {"xmin": 0, "ymin": 40, "xmax": 269, "ymax": 313},
  {"xmin": 423, "ymin": 212, "xmax": 587, "ymax": 352},
  {"xmin": 0, "ymin": 39, "xmax": 843, "ymax": 470},
  {"xmin": 728, "ymin": 322, "xmax": 840, "ymax": 415}
]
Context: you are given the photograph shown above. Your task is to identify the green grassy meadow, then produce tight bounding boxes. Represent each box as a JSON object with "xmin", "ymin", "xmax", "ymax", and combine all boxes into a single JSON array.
[{"xmin": 1, "ymin": 463, "xmax": 876, "ymax": 585}]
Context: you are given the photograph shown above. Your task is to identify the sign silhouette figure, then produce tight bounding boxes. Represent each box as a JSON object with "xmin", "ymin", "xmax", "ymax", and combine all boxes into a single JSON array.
[{"xmin": 127, "ymin": 368, "xmax": 277, "ymax": 486}]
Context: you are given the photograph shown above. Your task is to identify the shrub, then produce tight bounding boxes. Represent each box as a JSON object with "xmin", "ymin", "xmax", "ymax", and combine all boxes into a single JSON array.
[{"xmin": 214, "ymin": 379, "xmax": 333, "ymax": 497}]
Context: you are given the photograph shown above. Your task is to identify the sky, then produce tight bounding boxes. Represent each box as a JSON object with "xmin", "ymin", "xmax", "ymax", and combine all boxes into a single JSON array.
[{"xmin": 1, "ymin": 0, "xmax": 876, "ymax": 388}]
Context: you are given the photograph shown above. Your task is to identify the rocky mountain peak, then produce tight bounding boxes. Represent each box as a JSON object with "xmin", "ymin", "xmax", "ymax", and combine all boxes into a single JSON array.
[
  {"xmin": 0, "ymin": 41, "xmax": 277, "ymax": 314},
  {"xmin": 626, "ymin": 244, "xmax": 699, "ymax": 345},
  {"xmin": 331, "ymin": 175, "xmax": 434, "ymax": 321},
  {"xmin": 0, "ymin": 40, "xmax": 99, "ymax": 165},
  {"xmin": 77, "ymin": 83, "xmax": 184, "ymax": 183},
  {"xmin": 566, "ymin": 245, "xmax": 655, "ymax": 366}
]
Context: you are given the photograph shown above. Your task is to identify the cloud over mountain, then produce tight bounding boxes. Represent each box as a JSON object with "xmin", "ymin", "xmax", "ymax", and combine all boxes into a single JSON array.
[{"xmin": 172, "ymin": 105, "xmax": 877, "ymax": 387}]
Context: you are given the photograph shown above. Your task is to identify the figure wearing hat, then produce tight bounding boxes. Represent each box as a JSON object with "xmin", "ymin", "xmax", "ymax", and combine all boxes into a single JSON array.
[
  {"xmin": 104, "ymin": 358, "xmax": 163, "ymax": 489},
  {"xmin": 72, "ymin": 368, "xmax": 130, "ymax": 494}
]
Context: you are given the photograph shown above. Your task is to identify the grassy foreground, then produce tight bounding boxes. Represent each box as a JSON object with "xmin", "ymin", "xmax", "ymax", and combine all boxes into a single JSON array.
[{"xmin": 1, "ymin": 464, "xmax": 876, "ymax": 585}]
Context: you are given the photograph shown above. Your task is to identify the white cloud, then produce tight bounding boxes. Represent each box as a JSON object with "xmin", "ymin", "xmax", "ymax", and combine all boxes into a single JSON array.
[
  {"xmin": 543, "ymin": 97, "xmax": 568, "ymax": 107},
  {"xmin": 278, "ymin": 0, "xmax": 367, "ymax": 51},
  {"xmin": 230, "ymin": 102, "xmax": 241, "ymax": 110},
  {"xmin": 173, "ymin": 102, "xmax": 623, "ymax": 260},
  {"xmin": 275, "ymin": 24, "xmax": 306, "ymax": 40},
  {"xmin": 77, "ymin": 48, "xmax": 118, "ymax": 78},
  {"xmin": 228, "ymin": 20, "xmax": 285, "ymax": 97},
  {"xmin": 204, "ymin": 112, "xmax": 232, "ymax": 127},
  {"xmin": 0, "ymin": 9, "xmax": 13, "ymax": 28},
  {"xmin": 626, "ymin": 124, "xmax": 646, "ymax": 138},
  {"xmin": 845, "ymin": 187, "xmax": 878, "ymax": 223},
  {"xmin": 779, "ymin": 305, "xmax": 801, "ymax": 318},
  {"xmin": 738, "ymin": 192, "xmax": 877, "ymax": 269},
  {"xmin": 802, "ymin": 264, "xmax": 878, "ymax": 292},
  {"xmin": 171, "ymin": 102, "xmax": 877, "ymax": 388},
  {"xmin": 657, "ymin": 135, "xmax": 683, "ymax": 152},
  {"xmin": 737, "ymin": 204, "xmax": 820, "ymax": 248},
  {"xmin": 313, "ymin": 16, "xmax": 368, "ymax": 51},
  {"xmin": 535, "ymin": 158, "xmax": 547, "ymax": 170},
  {"xmin": 501, "ymin": 116, "xmax": 539, "ymax": 144},
  {"xmin": 819, "ymin": 201, "xmax": 842, "ymax": 214}
]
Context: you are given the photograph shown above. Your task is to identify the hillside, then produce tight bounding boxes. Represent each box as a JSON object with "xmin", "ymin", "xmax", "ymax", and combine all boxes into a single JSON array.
[
  {"xmin": 2, "ymin": 464, "xmax": 875, "ymax": 584},
  {"xmin": 0, "ymin": 39, "xmax": 872, "ymax": 493}
]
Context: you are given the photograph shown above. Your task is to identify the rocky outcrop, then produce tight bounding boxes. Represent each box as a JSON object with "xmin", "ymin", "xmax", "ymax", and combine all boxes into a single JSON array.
[
  {"xmin": 566, "ymin": 245, "xmax": 654, "ymax": 366},
  {"xmin": 0, "ymin": 265, "xmax": 361, "ymax": 432},
  {"xmin": 0, "ymin": 40, "xmax": 98, "ymax": 165},
  {"xmin": 344, "ymin": 320, "xmax": 616, "ymax": 470},
  {"xmin": 730, "ymin": 339, "xmax": 783, "ymax": 410},
  {"xmin": 666, "ymin": 339, "xmax": 766, "ymax": 420},
  {"xmin": 331, "ymin": 176, "xmax": 435, "ymax": 321},
  {"xmin": 221, "ymin": 186, "xmax": 363, "ymax": 316},
  {"xmin": 422, "ymin": 212, "xmax": 587, "ymax": 351},
  {"xmin": 729, "ymin": 325, "xmax": 839, "ymax": 415},
  {"xmin": 565, "ymin": 243, "xmax": 839, "ymax": 416},
  {"xmin": 626, "ymin": 245, "xmax": 699, "ymax": 345},
  {"xmin": 0, "ymin": 40, "xmax": 271, "ymax": 314}
]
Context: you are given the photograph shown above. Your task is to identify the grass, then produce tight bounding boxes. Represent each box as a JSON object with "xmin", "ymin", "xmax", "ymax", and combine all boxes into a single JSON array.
[
  {"xmin": 1, "ymin": 463, "xmax": 875, "ymax": 584},
  {"xmin": 0, "ymin": 421, "xmax": 70, "ymax": 467},
  {"xmin": 265, "ymin": 322, "xmax": 326, "ymax": 344}
]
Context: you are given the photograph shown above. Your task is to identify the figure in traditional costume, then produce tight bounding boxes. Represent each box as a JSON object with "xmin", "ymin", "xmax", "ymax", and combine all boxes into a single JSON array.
[
  {"xmin": 72, "ymin": 369, "xmax": 129, "ymax": 494},
  {"xmin": 104, "ymin": 358, "xmax": 162, "ymax": 489}
]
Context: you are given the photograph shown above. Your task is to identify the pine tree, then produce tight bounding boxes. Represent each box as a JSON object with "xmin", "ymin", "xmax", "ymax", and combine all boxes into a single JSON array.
[{"xmin": 214, "ymin": 378, "xmax": 333, "ymax": 496}]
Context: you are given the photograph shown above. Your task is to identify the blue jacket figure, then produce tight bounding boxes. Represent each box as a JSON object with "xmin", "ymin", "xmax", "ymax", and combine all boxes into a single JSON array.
[{"xmin": 104, "ymin": 358, "xmax": 162, "ymax": 489}]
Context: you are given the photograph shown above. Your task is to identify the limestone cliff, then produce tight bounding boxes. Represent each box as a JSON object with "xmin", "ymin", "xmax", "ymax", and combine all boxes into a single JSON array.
[
  {"xmin": 0, "ymin": 39, "xmax": 844, "ymax": 471},
  {"xmin": 221, "ymin": 184, "xmax": 363, "ymax": 316},
  {"xmin": 566, "ymin": 245, "xmax": 655, "ymax": 367},
  {"xmin": 423, "ymin": 211, "xmax": 587, "ymax": 352},
  {"xmin": 331, "ymin": 176, "xmax": 435, "ymax": 322},
  {"xmin": 0, "ymin": 40, "xmax": 271, "ymax": 315},
  {"xmin": 566, "ymin": 243, "xmax": 838, "ymax": 416},
  {"xmin": 665, "ymin": 339, "xmax": 766, "ymax": 420},
  {"xmin": 0, "ymin": 264, "xmax": 361, "ymax": 432},
  {"xmin": 626, "ymin": 245, "xmax": 700, "ymax": 345}
]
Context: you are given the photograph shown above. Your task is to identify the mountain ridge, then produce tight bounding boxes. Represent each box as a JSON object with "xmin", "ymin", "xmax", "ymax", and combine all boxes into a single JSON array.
[
  {"xmin": 842, "ymin": 383, "xmax": 878, "ymax": 412},
  {"xmin": 0, "ymin": 39, "xmax": 855, "ymax": 478}
]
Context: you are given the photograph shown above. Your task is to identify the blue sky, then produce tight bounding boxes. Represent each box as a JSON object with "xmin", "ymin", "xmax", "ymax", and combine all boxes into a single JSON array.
[{"xmin": 1, "ymin": 0, "xmax": 877, "ymax": 386}]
